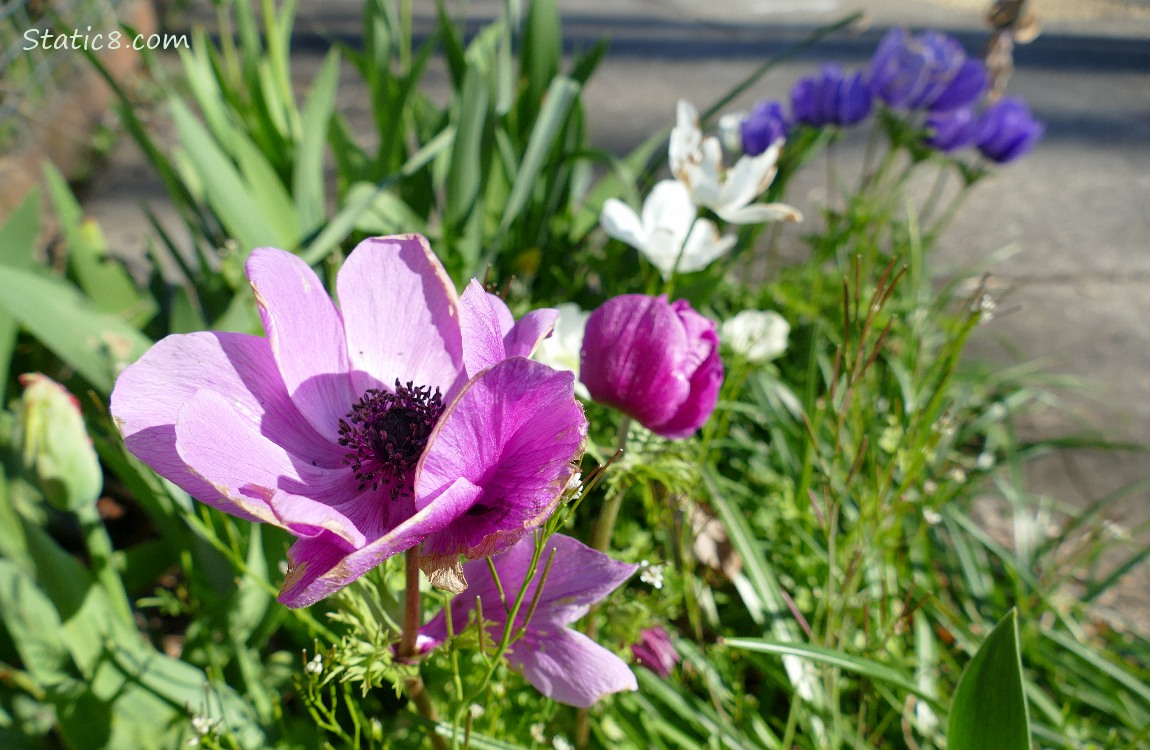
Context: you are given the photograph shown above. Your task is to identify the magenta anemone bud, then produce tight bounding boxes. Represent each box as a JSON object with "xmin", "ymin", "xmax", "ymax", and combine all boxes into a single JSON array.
[
  {"xmin": 631, "ymin": 627, "xmax": 680, "ymax": 678},
  {"xmin": 579, "ymin": 295, "xmax": 723, "ymax": 439}
]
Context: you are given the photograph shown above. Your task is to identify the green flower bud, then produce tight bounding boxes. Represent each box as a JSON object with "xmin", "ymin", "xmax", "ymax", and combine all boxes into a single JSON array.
[{"xmin": 14, "ymin": 373, "xmax": 102, "ymax": 512}]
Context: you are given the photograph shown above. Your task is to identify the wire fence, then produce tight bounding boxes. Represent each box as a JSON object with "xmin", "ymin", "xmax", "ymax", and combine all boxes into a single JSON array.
[{"xmin": 0, "ymin": 0, "xmax": 127, "ymax": 153}]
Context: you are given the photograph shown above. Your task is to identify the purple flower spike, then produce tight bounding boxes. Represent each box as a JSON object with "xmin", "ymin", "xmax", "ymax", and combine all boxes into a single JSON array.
[
  {"xmin": 925, "ymin": 107, "xmax": 983, "ymax": 153},
  {"xmin": 111, "ymin": 235, "xmax": 582, "ymax": 607},
  {"xmin": 791, "ymin": 64, "xmax": 873, "ymax": 127},
  {"xmin": 631, "ymin": 627, "xmax": 680, "ymax": 678},
  {"xmin": 976, "ymin": 97, "xmax": 1045, "ymax": 163},
  {"xmin": 868, "ymin": 28, "xmax": 986, "ymax": 112},
  {"xmin": 740, "ymin": 100, "xmax": 789, "ymax": 156},
  {"xmin": 421, "ymin": 534, "xmax": 639, "ymax": 708},
  {"xmin": 580, "ymin": 295, "xmax": 723, "ymax": 439}
]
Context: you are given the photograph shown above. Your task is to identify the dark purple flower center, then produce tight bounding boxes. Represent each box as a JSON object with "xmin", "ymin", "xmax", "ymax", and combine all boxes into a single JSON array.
[{"xmin": 338, "ymin": 380, "xmax": 445, "ymax": 495}]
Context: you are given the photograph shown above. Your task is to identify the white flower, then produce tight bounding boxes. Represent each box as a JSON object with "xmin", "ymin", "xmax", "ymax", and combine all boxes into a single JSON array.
[
  {"xmin": 304, "ymin": 653, "xmax": 323, "ymax": 675},
  {"xmin": 721, "ymin": 310, "xmax": 790, "ymax": 362},
  {"xmin": 670, "ymin": 100, "xmax": 801, "ymax": 225},
  {"xmin": 639, "ymin": 560, "xmax": 666, "ymax": 590},
  {"xmin": 532, "ymin": 303, "xmax": 590, "ymax": 399},
  {"xmin": 530, "ymin": 723, "xmax": 547, "ymax": 743},
  {"xmin": 600, "ymin": 180, "xmax": 735, "ymax": 280}
]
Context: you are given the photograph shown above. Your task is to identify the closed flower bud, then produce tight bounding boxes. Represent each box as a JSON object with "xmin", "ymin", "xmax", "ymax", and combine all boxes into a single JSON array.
[
  {"xmin": 925, "ymin": 107, "xmax": 983, "ymax": 153},
  {"xmin": 14, "ymin": 373, "xmax": 102, "ymax": 512},
  {"xmin": 740, "ymin": 100, "xmax": 789, "ymax": 156},
  {"xmin": 791, "ymin": 64, "xmax": 873, "ymax": 127},
  {"xmin": 976, "ymin": 97, "xmax": 1044, "ymax": 163},
  {"xmin": 580, "ymin": 295, "xmax": 723, "ymax": 439}
]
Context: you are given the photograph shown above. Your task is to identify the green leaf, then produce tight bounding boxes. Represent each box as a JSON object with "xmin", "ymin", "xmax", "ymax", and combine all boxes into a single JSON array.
[
  {"xmin": 445, "ymin": 65, "xmax": 491, "ymax": 228},
  {"xmin": 42, "ymin": 163, "xmax": 155, "ymax": 326},
  {"xmin": 0, "ymin": 266, "xmax": 151, "ymax": 394},
  {"xmin": 947, "ymin": 609, "xmax": 1031, "ymax": 750},
  {"xmin": 294, "ymin": 50, "xmax": 340, "ymax": 233},
  {"xmin": 0, "ymin": 189, "xmax": 39, "ymax": 403},
  {"xmin": 520, "ymin": 0, "xmax": 560, "ymax": 111},
  {"xmin": 170, "ymin": 98, "xmax": 293, "ymax": 252},
  {"xmin": 0, "ymin": 558, "xmax": 71, "ymax": 687},
  {"xmin": 722, "ymin": 637, "xmax": 942, "ymax": 711},
  {"xmin": 497, "ymin": 76, "xmax": 581, "ymax": 235}
]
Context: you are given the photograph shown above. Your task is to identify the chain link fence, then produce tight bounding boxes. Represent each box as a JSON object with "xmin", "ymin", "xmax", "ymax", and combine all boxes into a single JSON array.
[{"xmin": 0, "ymin": 0, "xmax": 128, "ymax": 154}]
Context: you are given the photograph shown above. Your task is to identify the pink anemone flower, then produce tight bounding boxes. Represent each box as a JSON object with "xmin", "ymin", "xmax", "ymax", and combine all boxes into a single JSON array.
[
  {"xmin": 420, "ymin": 534, "xmax": 638, "ymax": 708},
  {"xmin": 111, "ymin": 235, "xmax": 587, "ymax": 607}
]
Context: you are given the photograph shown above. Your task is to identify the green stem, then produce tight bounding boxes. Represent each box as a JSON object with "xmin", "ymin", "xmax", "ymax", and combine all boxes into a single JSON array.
[
  {"xmin": 589, "ymin": 416, "xmax": 633, "ymax": 553},
  {"xmin": 77, "ymin": 505, "xmax": 133, "ymax": 625}
]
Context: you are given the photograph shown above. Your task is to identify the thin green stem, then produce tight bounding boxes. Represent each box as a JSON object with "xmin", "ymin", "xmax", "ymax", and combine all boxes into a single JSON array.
[{"xmin": 589, "ymin": 416, "xmax": 633, "ymax": 553}]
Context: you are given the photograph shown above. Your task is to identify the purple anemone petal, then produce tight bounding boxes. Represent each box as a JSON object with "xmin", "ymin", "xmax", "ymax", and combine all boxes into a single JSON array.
[
  {"xmin": 459, "ymin": 282, "xmax": 559, "ymax": 378},
  {"xmin": 419, "ymin": 534, "xmax": 638, "ymax": 707},
  {"xmin": 929, "ymin": 58, "xmax": 988, "ymax": 113},
  {"xmin": 459, "ymin": 281, "xmax": 510, "ymax": 379},
  {"xmin": 416, "ymin": 358, "xmax": 587, "ymax": 588},
  {"xmin": 337, "ymin": 235, "xmax": 463, "ymax": 397},
  {"xmin": 976, "ymin": 97, "xmax": 1045, "ymax": 163},
  {"xmin": 511, "ymin": 534, "xmax": 640, "ymax": 626},
  {"xmin": 503, "ymin": 308, "xmax": 559, "ymax": 359},
  {"xmin": 581, "ymin": 295, "xmax": 692, "ymax": 429},
  {"xmin": 631, "ymin": 627, "xmax": 680, "ymax": 678},
  {"xmin": 110, "ymin": 331, "xmax": 344, "ymax": 523},
  {"xmin": 508, "ymin": 626, "xmax": 638, "ymax": 708},
  {"xmin": 278, "ymin": 475, "xmax": 484, "ymax": 607},
  {"xmin": 174, "ymin": 390, "xmax": 357, "ymax": 530},
  {"xmin": 649, "ymin": 304, "xmax": 722, "ymax": 440},
  {"xmin": 581, "ymin": 295, "xmax": 723, "ymax": 438},
  {"xmin": 247, "ymin": 247, "xmax": 358, "ymax": 444}
]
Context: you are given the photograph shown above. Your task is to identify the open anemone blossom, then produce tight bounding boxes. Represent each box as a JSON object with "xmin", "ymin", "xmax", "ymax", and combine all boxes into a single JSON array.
[
  {"xmin": 669, "ymin": 100, "xmax": 802, "ymax": 226},
  {"xmin": 111, "ymin": 235, "xmax": 587, "ymax": 607},
  {"xmin": 420, "ymin": 534, "xmax": 638, "ymax": 708},
  {"xmin": 599, "ymin": 179, "xmax": 736, "ymax": 280}
]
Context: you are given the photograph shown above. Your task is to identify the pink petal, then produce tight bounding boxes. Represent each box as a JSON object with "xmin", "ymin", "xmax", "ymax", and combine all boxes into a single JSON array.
[
  {"xmin": 580, "ymin": 295, "xmax": 692, "ymax": 429},
  {"xmin": 247, "ymin": 247, "xmax": 358, "ymax": 443},
  {"xmin": 174, "ymin": 390, "xmax": 357, "ymax": 528},
  {"xmin": 458, "ymin": 281, "xmax": 559, "ymax": 379},
  {"xmin": 513, "ymin": 534, "xmax": 639, "ymax": 626},
  {"xmin": 507, "ymin": 626, "xmax": 637, "ymax": 708},
  {"xmin": 278, "ymin": 476, "xmax": 483, "ymax": 607},
  {"xmin": 337, "ymin": 235, "xmax": 463, "ymax": 396},
  {"xmin": 504, "ymin": 308, "xmax": 558, "ymax": 359},
  {"xmin": 111, "ymin": 332, "xmax": 343, "ymax": 522},
  {"xmin": 458, "ymin": 280, "xmax": 509, "ymax": 379},
  {"xmin": 416, "ymin": 358, "xmax": 587, "ymax": 566},
  {"xmin": 648, "ymin": 301, "xmax": 722, "ymax": 438}
]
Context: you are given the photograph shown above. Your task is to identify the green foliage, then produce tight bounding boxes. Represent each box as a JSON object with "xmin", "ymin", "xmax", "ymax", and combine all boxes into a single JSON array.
[{"xmin": 947, "ymin": 609, "xmax": 1031, "ymax": 750}]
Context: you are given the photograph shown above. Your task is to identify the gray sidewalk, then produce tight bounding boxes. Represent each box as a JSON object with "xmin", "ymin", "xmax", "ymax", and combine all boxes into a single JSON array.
[{"xmin": 84, "ymin": 0, "xmax": 1150, "ymax": 618}]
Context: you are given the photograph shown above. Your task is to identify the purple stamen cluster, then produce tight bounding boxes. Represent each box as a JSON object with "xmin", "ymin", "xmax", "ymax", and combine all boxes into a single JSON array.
[{"xmin": 338, "ymin": 380, "xmax": 444, "ymax": 494}]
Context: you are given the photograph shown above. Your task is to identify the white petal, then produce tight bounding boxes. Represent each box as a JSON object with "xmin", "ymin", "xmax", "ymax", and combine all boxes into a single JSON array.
[
  {"xmin": 643, "ymin": 228, "xmax": 685, "ymax": 279},
  {"xmin": 641, "ymin": 180, "xmax": 696, "ymax": 241},
  {"xmin": 669, "ymin": 99, "xmax": 703, "ymax": 174},
  {"xmin": 719, "ymin": 142, "xmax": 782, "ymax": 212},
  {"xmin": 681, "ymin": 137, "xmax": 726, "ymax": 208},
  {"xmin": 600, "ymin": 198, "xmax": 648, "ymax": 250},
  {"xmin": 721, "ymin": 309, "xmax": 791, "ymax": 362},
  {"xmin": 677, "ymin": 219, "xmax": 737, "ymax": 274},
  {"xmin": 715, "ymin": 202, "xmax": 802, "ymax": 225}
]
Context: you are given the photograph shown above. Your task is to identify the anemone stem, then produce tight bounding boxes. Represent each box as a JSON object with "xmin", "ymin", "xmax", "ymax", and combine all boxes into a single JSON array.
[
  {"xmin": 399, "ymin": 547, "xmax": 423, "ymax": 659},
  {"xmin": 400, "ymin": 548, "xmax": 448, "ymax": 750},
  {"xmin": 590, "ymin": 416, "xmax": 633, "ymax": 553}
]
